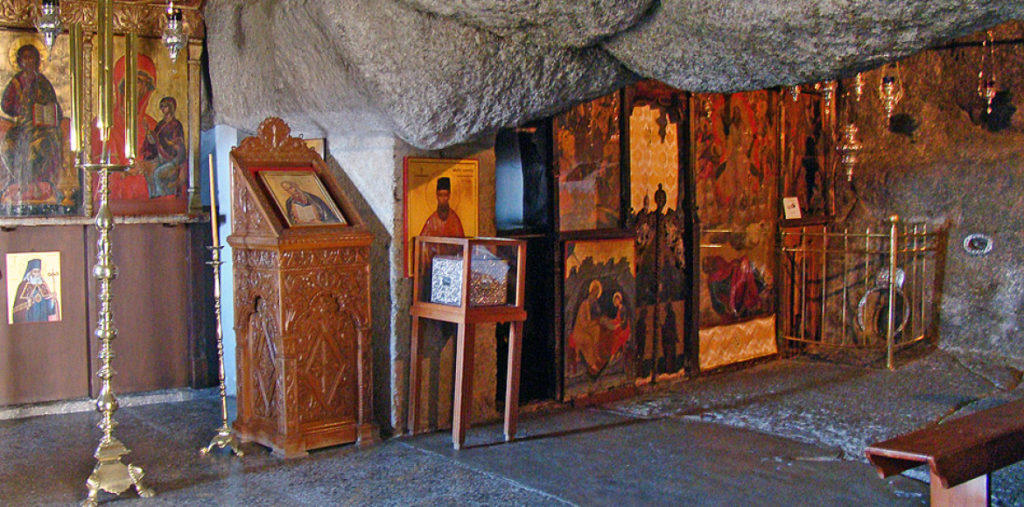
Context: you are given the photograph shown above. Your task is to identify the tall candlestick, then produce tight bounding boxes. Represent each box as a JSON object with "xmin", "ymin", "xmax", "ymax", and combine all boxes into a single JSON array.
[
  {"xmin": 77, "ymin": 1, "xmax": 154, "ymax": 503},
  {"xmin": 97, "ymin": 0, "xmax": 114, "ymax": 144},
  {"xmin": 83, "ymin": 164, "xmax": 154, "ymax": 506}
]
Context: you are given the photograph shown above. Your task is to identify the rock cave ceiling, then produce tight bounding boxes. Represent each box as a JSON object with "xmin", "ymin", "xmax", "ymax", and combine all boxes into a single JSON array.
[{"xmin": 206, "ymin": 0, "xmax": 1024, "ymax": 150}]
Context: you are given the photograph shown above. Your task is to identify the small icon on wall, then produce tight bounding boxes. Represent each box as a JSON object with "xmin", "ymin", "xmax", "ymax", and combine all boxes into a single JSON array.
[{"xmin": 6, "ymin": 251, "xmax": 62, "ymax": 324}]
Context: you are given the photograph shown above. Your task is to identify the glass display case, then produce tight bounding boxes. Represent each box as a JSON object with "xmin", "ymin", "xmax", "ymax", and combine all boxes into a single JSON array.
[{"xmin": 413, "ymin": 236, "xmax": 523, "ymax": 310}]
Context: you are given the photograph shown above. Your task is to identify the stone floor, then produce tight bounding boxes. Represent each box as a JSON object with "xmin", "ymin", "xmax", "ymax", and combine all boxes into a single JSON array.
[{"xmin": 1, "ymin": 349, "xmax": 1022, "ymax": 505}]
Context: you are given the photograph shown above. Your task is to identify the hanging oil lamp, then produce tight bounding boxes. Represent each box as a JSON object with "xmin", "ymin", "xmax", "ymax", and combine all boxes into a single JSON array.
[
  {"xmin": 162, "ymin": 1, "xmax": 187, "ymax": 61},
  {"xmin": 837, "ymin": 122, "xmax": 862, "ymax": 182},
  {"xmin": 35, "ymin": 0, "xmax": 62, "ymax": 50},
  {"xmin": 821, "ymin": 81, "xmax": 837, "ymax": 109},
  {"xmin": 789, "ymin": 85, "xmax": 801, "ymax": 102},
  {"xmin": 977, "ymin": 30, "xmax": 997, "ymax": 114},
  {"xmin": 878, "ymin": 63, "xmax": 904, "ymax": 122},
  {"xmin": 852, "ymin": 73, "xmax": 865, "ymax": 102}
]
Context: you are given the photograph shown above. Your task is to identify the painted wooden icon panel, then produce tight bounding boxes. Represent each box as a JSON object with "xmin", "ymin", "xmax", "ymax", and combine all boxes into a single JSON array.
[
  {"xmin": 698, "ymin": 224, "xmax": 775, "ymax": 327},
  {"xmin": 89, "ymin": 36, "xmax": 189, "ymax": 215},
  {"xmin": 693, "ymin": 91, "xmax": 778, "ymax": 229},
  {"xmin": 6, "ymin": 251, "xmax": 61, "ymax": 324},
  {"xmin": 402, "ymin": 157, "xmax": 479, "ymax": 277},
  {"xmin": 553, "ymin": 92, "xmax": 621, "ymax": 232},
  {"xmin": 562, "ymin": 237, "xmax": 636, "ymax": 399},
  {"xmin": 627, "ymin": 85, "xmax": 690, "ymax": 377},
  {"xmin": 694, "ymin": 90, "xmax": 778, "ymax": 328},
  {"xmin": 258, "ymin": 169, "xmax": 346, "ymax": 227},
  {"xmin": 0, "ymin": 31, "xmax": 80, "ymax": 216},
  {"xmin": 783, "ymin": 93, "xmax": 827, "ymax": 218}
]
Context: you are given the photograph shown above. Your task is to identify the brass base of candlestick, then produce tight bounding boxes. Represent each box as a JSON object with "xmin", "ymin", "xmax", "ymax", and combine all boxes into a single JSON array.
[
  {"xmin": 200, "ymin": 424, "xmax": 245, "ymax": 457},
  {"xmin": 83, "ymin": 437, "xmax": 154, "ymax": 507}
]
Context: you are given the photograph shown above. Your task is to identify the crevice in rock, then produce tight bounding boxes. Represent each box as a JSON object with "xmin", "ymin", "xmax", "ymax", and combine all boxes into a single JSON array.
[
  {"xmin": 927, "ymin": 352, "xmax": 1023, "ymax": 426},
  {"xmin": 949, "ymin": 350, "xmax": 1023, "ymax": 392}
]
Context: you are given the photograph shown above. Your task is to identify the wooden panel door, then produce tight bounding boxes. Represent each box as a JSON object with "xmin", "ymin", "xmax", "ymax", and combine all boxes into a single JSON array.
[{"xmin": 87, "ymin": 223, "xmax": 190, "ymax": 395}]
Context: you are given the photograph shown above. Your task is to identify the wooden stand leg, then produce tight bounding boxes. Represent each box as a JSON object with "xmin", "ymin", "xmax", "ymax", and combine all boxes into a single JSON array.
[
  {"xmin": 452, "ymin": 323, "xmax": 475, "ymax": 449},
  {"xmin": 930, "ymin": 473, "xmax": 987, "ymax": 507},
  {"xmin": 504, "ymin": 321, "xmax": 523, "ymax": 442},
  {"xmin": 407, "ymin": 315, "xmax": 421, "ymax": 435}
]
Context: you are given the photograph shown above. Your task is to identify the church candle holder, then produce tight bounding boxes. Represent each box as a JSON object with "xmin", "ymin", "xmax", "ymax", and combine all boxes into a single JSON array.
[
  {"xmin": 79, "ymin": 153, "xmax": 154, "ymax": 506},
  {"xmin": 66, "ymin": 0, "xmax": 153, "ymax": 503},
  {"xmin": 200, "ymin": 154, "xmax": 243, "ymax": 457}
]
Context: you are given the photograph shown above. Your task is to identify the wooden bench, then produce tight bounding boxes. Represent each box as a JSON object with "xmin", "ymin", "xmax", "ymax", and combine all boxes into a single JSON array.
[{"xmin": 865, "ymin": 398, "xmax": 1024, "ymax": 506}]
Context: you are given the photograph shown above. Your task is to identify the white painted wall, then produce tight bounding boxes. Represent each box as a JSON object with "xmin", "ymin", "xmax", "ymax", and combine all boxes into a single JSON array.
[
  {"xmin": 329, "ymin": 132, "xmax": 406, "ymax": 431},
  {"xmin": 328, "ymin": 133, "xmax": 399, "ymax": 235}
]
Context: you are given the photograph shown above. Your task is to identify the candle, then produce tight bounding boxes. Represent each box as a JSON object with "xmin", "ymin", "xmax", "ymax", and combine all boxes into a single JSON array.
[
  {"xmin": 124, "ymin": 33, "xmax": 138, "ymax": 160},
  {"xmin": 68, "ymin": 23, "xmax": 82, "ymax": 153},
  {"xmin": 97, "ymin": 0, "xmax": 114, "ymax": 144},
  {"xmin": 208, "ymin": 153, "xmax": 220, "ymax": 248}
]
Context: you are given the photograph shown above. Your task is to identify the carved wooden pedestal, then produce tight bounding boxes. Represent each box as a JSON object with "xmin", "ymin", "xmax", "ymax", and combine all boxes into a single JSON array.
[{"xmin": 228, "ymin": 118, "xmax": 378, "ymax": 457}]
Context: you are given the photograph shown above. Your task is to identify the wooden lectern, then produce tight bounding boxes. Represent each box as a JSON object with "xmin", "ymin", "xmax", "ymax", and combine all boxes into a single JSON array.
[{"xmin": 228, "ymin": 118, "xmax": 377, "ymax": 457}]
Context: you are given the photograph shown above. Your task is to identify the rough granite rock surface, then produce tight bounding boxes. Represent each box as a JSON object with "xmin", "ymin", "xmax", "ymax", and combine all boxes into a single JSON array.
[
  {"xmin": 205, "ymin": 0, "xmax": 1024, "ymax": 149},
  {"xmin": 838, "ymin": 22, "xmax": 1024, "ymax": 361},
  {"xmin": 397, "ymin": 0, "xmax": 655, "ymax": 47},
  {"xmin": 602, "ymin": 0, "xmax": 1022, "ymax": 91},
  {"xmin": 206, "ymin": 0, "xmax": 635, "ymax": 149}
]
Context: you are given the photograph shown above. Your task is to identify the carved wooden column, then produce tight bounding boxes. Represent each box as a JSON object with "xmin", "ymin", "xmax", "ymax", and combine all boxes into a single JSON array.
[{"xmin": 187, "ymin": 39, "xmax": 203, "ymax": 214}]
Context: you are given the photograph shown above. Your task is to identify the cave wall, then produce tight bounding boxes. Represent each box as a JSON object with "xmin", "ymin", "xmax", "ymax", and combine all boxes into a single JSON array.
[
  {"xmin": 837, "ymin": 22, "xmax": 1024, "ymax": 362},
  {"xmin": 204, "ymin": 0, "xmax": 1024, "ymax": 150}
]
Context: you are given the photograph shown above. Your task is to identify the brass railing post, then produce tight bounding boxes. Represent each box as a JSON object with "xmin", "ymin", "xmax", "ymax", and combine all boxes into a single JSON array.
[{"xmin": 886, "ymin": 215, "xmax": 900, "ymax": 370}]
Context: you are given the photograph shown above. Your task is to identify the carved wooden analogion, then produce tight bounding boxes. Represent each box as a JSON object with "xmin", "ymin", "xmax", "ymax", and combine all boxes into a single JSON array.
[{"xmin": 228, "ymin": 117, "xmax": 377, "ymax": 457}]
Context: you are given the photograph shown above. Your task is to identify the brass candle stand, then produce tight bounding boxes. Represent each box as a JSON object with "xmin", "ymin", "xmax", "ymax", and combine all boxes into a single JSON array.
[
  {"xmin": 80, "ymin": 155, "xmax": 154, "ymax": 507},
  {"xmin": 200, "ymin": 155, "xmax": 243, "ymax": 457},
  {"xmin": 199, "ymin": 244, "xmax": 244, "ymax": 457},
  {"xmin": 35, "ymin": 0, "xmax": 200, "ymax": 501}
]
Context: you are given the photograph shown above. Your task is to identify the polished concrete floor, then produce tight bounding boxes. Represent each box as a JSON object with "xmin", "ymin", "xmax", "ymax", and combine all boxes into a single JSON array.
[{"xmin": 2, "ymin": 350, "xmax": 1022, "ymax": 505}]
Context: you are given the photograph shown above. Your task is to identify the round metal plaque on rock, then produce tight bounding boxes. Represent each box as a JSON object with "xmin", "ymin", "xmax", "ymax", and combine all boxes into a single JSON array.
[{"xmin": 962, "ymin": 233, "xmax": 993, "ymax": 256}]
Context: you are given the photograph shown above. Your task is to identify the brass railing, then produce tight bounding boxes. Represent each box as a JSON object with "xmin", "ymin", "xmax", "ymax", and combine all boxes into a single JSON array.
[{"xmin": 779, "ymin": 216, "xmax": 942, "ymax": 369}]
